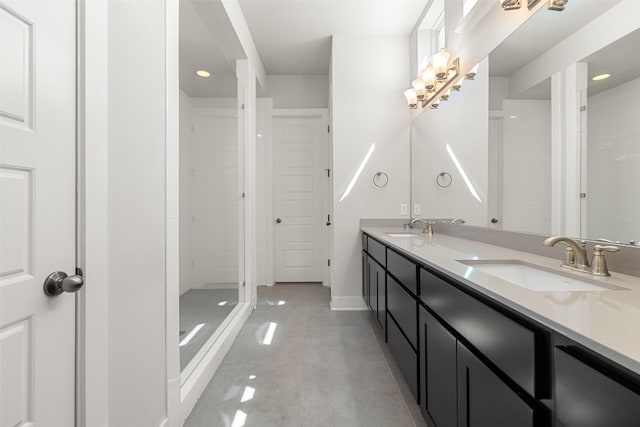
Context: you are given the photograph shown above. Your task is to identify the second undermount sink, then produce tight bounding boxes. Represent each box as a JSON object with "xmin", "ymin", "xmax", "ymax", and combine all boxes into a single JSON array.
[{"xmin": 457, "ymin": 259, "xmax": 628, "ymax": 292}]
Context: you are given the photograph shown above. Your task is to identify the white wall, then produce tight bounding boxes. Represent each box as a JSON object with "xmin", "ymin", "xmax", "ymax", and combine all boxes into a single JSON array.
[
  {"xmin": 266, "ymin": 75, "xmax": 329, "ymax": 108},
  {"xmin": 587, "ymin": 76, "xmax": 640, "ymax": 242},
  {"xmin": 502, "ymin": 99, "xmax": 551, "ymax": 234},
  {"xmin": 331, "ymin": 35, "xmax": 411, "ymax": 309},
  {"xmin": 411, "ymin": 58, "xmax": 489, "ymax": 226},
  {"xmin": 106, "ymin": 1, "xmax": 167, "ymax": 425},
  {"xmin": 255, "ymin": 98, "xmax": 274, "ymax": 286},
  {"xmin": 179, "ymin": 95, "xmax": 240, "ymax": 292}
]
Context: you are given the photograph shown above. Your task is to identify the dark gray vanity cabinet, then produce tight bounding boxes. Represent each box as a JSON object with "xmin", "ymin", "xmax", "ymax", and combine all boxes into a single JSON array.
[
  {"xmin": 419, "ymin": 305, "xmax": 537, "ymax": 427},
  {"xmin": 419, "ymin": 306, "xmax": 457, "ymax": 427},
  {"xmin": 554, "ymin": 346, "xmax": 640, "ymax": 427}
]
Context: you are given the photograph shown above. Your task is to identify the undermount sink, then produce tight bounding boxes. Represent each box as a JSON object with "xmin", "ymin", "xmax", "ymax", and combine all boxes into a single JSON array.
[
  {"xmin": 386, "ymin": 233, "xmax": 423, "ymax": 237},
  {"xmin": 457, "ymin": 259, "xmax": 628, "ymax": 292}
]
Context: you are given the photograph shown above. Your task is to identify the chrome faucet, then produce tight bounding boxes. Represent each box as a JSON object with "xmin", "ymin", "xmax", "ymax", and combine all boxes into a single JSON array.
[
  {"xmin": 449, "ymin": 218, "xmax": 466, "ymax": 224},
  {"xmin": 411, "ymin": 218, "xmax": 434, "ymax": 235},
  {"xmin": 543, "ymin": 236, "xmax": 591, "ymax": 273}
]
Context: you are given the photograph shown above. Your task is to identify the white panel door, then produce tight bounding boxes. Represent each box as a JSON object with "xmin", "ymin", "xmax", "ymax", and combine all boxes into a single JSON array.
[
  {"xmin": 274, "ymin": 115, "xmax": 324, "ymax": 282},
  {"xmin": 0, "ymin": 1, "xmax": 76, "ymax": 426}
]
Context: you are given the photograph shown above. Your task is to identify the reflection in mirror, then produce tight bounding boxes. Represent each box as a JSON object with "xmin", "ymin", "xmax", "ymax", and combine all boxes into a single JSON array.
[
  {"xmin": 411, "ymin": 0, "xmax": 639, "ymax": 245},
  {"xmin": 584, "ymin": 28, "xmax": 640, "ymax": 244},
  {"xmin": 179, "ymin": 0, "xmax": 244, "ymax": 381}
]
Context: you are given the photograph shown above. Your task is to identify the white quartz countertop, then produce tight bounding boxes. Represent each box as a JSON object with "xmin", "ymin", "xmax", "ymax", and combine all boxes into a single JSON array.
[{"xmin": 361, "ymin": 226, "xmax": 640, "ymax": 375}]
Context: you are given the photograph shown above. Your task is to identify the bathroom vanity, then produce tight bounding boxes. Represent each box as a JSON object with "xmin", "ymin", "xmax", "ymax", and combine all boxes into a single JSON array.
[{"xmin": 361, "ymin": 228, "xmax": 640, "ymax": 427}]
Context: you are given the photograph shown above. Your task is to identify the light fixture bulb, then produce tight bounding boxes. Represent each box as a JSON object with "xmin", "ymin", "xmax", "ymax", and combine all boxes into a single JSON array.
[
  {"xmin": 412, "ymin": 79, "xmax": 426, "ymax": 100},
  {"xmin": 548, "ymin": 0, "xmax": 568, "ymax": 11},
  {"xmin": 420, "ymin": 64, "xmax": 436, "ymax": 91},
  {"xmin": 440, "ymin": 89, "xmax": 451, "ymax": 101},
  {"xmin": 499, "ymin": 0, "xmax": 521, "ymax": 10},
  {"xmin": 592, "ymin": 73, "xmax": 610, "ymax": 81},
  {"xmin": 196, "ymin": 70, "xmax": 211, "ymax": 78},
  {"xmin": 452, "ymin": 77, "xmax": 464, "ymax": 91},
  {"xmin": 429, "ymin": 99, "xmax": 440, "ymax": 109},
  {"xmin": 431, "ymin": 49, "xmax": 451, "ymax": 80},
  {"xmin": 404, "ymin": 89, "xmax": 418, "ymax": 109},
  {"xmin": 466, "ymin": 63, "xmax": 480, "ymax": 80}
]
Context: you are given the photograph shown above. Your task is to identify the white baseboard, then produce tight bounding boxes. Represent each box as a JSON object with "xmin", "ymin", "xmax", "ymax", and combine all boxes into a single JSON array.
[
  {"xmin": 330, "ymin": 296, "xmax": 368, "ymax": 311},
  {"xmin": 178, "ymin": 303, "xmax": 253, "ymax": 425}
]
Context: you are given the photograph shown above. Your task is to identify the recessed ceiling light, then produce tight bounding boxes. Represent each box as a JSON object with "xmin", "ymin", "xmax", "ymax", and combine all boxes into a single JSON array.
[
  {"xmin": 592, "ymin": 73, "xmax": 610, "ymax": 81},
  {"xmin": 196, "ymin": 70, "xmax": 211, "ymax": 78}
]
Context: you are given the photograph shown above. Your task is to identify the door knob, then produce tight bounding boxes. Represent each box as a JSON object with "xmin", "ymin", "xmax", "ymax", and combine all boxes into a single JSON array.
[
  {"xmin": 276, "ymin": 218, "xmax": 282, "ymax": 224},
  {"xmin": 43, "ymin": 269, "xmax": 84, "ymax": 297},
  {"xmin": 491, "ymin": 218, "xmax": 499, "ymax": 224},
  {"xmin": 326, "ymin": 221, "xmax": 331, "ymax": 226}
]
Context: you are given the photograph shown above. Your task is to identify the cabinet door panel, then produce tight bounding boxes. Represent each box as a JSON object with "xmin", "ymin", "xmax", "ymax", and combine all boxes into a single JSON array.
[
  {"xmin": 555, "ymin": 346, "xmax": 640, "ymax": 427},
  {"xmin": 387, "ymin": 274, "xmax": 417, "ymax": 348},
  {"xmin": 420, "ymin": 306, "xmax": 457, "ymax": 427},
  {"xmin": 388, "ymin": 314, "xmax": 418, "ymax": 400},
  {"xmin": 376, "ymin": 263, "xmax": 385, "ymax": 330},
  {"xmin": 369, "ymin": 257, "xmax": 377, "ymax": 312},
  {"xmin": 457, "ymin": 342, "xmax": 534, "ymax": 427}
]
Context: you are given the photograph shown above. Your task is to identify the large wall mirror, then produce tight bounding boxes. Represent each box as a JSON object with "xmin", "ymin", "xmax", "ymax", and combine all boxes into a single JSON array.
[{"xmin": 411, "ymin": 0, "xmax": 639, "ymax": 245}]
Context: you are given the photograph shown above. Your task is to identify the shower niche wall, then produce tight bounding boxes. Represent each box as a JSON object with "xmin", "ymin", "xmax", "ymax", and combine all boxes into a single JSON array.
[{"xmin": 178, "ymin": 78, "xmax": 245, "ymax": 379}]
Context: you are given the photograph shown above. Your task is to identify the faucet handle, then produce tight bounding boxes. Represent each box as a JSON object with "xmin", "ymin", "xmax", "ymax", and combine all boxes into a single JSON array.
[
  {"xmin": 594, "ymin": 244, "xmax": 620, "ymax": 253},
  {"xmin": 591, "ymin": 245, "xmax": 620, "ymax": 277}
]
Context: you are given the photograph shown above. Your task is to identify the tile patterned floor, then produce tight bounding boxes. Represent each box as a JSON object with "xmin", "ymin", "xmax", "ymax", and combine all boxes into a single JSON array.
[{"xmin": 184, "ymin": 283, "xmax": 426, "ymax": 427}]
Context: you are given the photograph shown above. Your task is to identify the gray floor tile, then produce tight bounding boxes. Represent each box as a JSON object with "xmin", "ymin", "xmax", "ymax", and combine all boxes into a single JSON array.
[{"xmin": 185, "ymin": 283, "xmax": 423, "ymax": 427}]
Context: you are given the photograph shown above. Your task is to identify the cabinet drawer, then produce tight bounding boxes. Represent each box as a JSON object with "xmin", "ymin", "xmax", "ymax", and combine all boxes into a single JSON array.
[
  {"xmin": 387, "ymin": 274, "xmax": 417, "ymax": 349},
  {"xmin": 555, "ymin": 346, "xmax": 640, "ymax": 427},
  {"xmin": 387, "ymin": 314, "xmax": 418, "ymax": 400},
  {"xmin": 367, "ymin": 237, "xmax": 386, "ymax": 267},
  {"xmin": 387, "ymin": 249, "xmax": 417, "ymax": 295},
  {"xmin": 420, "ymin": 267, "xmax": 540, "ymax": 397}
]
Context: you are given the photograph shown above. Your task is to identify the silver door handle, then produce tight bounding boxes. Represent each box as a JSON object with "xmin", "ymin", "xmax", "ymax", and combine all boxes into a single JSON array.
[{"xmin": 43, "ymin": 269, "xmax": 84, "ymax": 296}]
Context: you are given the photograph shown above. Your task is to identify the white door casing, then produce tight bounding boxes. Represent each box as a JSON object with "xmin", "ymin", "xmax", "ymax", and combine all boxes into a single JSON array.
[
  {"xmin": 0, "ymin": 1, "xmax": 76, "ymax": 426},
  {"xmin": 274, "ymin": 112, "xmax": 326, "ymax": 283}
]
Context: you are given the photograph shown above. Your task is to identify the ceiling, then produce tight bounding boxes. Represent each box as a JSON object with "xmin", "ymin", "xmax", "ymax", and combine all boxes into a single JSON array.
[
  {"xmin": 180, "ymin": 0, "xmax": 429, "ymax": 95},
  {"xmin": 489, "ymin": 0, "xmax": 622, "ymax": 78},
  {"xmin": 237, "ymin": 0, "xmax": 430, "ymax": 75},
  {"xmin": 180, "ymin": 0, "xmax": 237, "ymax": 98}
]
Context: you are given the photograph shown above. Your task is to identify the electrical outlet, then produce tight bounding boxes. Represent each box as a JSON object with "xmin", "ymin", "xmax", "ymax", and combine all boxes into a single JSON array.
[
  {"xmin": 414, "ymin": 204, "xmax": 421, "ymax": 215},
  {"xmin": 400, "ymin": 204, "xmax": 408, "ymax": 216}
]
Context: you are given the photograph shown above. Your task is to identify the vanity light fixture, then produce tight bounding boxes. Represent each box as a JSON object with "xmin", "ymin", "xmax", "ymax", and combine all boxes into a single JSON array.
[
  {"xmin": 592, "ymin": 73, "xmax": 611, "ymax": 81},
  {"xmin": 420, "ymin": 64, "xmax": 436, "ymax": 91},
  {"xmin": 432, "ymin": 49, "xmax": 451, "ymax": 80},
  {"xmin": 547, "ymin": 0, "xmax": 568, "ymax": 11},
  {"xmin": 196, "ymin": 70, "xmax": 211, "ymax": 78},
  {"xmin": 404, "ymin": 89, "xmax": 418, "ymax": 109},
  {"xmin": 499, "ymin": 0, "xmax": 521, "ymax": 11},
  {"xmin": 412, "ymin": 79, "xmax": 427, "ymax": 100},
  {"xmin": 405, "ymin": 49, "xmax": 465, "ymax": 110},
  {"xmin": 465, "ymin": 63, "xmax": 480, "ymax": 80}
]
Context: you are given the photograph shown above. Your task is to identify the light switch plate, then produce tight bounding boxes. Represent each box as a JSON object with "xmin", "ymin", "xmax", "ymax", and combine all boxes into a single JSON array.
[
  {"xmin": 400, "ymin": 204, "xmax": 408, "ymax": 216},
  {"xmin": 414, "ymin": 204, "xmax": 421, "ymax": 215}
]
